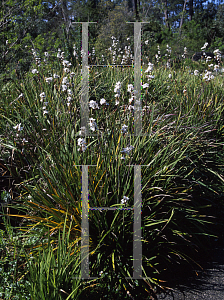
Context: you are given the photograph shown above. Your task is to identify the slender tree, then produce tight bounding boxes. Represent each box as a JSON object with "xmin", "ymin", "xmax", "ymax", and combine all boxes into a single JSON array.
[
  {"xmin": 189, "ymin": 0, "xmax": 193, "ymax": 21},
  {"xmin": 179, "ymin": 0, "xmax": 188, "ymax": 34}
]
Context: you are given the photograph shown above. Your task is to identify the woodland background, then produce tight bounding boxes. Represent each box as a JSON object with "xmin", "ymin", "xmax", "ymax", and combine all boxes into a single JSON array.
[{"xmin": 1, "ymin": 0, "xmax": 224, "ymax": 80}]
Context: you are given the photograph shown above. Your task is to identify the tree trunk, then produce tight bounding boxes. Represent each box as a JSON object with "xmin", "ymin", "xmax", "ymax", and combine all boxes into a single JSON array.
[
  {"xmin": 133, "ymin": 0, "xmax": 139, "ymax": 21},
  {"xmin": 179, "ymin": 0, "xmax": 188, "ymax": 34},
  {"xmin": 61, "ymin": 0, "xmax": 71, "ymax": 34},
  {"xmin": 164, "ymin": 0, "xmax": 169, "ymax": 29},
  {"xmin": 189, "ymin": 0, "xmax": 193, "ymax": 21}
]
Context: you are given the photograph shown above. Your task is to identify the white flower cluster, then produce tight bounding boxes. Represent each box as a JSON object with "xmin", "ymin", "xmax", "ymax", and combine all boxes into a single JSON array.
[
  {"xmin": 214, "ymin": 65, "xmax": 219, "ymax": 72},
  {"xmin": 201, "ymin": 42, "xmax": 208, "ymax": 50},
  {"xmin": 203, "ymin": 71, "xmax": 215, "ymax": 81},
  {"xmin": 121, "ymin": 124, "xmax": 128, "ymax": 134},
  {"xmin": 194, "ymin": 70, "xmax": 199, "ymax": 76},
  {"xmin": 165, "ymin": 44, "xmax": 171, "ymax": 58},
  {"xmin": 121, "ymin": 145, "xmax": 134, "ymax": 159},
  {"xmin": 214, "ymin": 49, "xmax": 221, "ymax": 65},
  {"xmin": 146, "ymin": 74, "xmax": 155, "ymax": 82},
  {"xmin": 79, "ymin": 126, "xmax": 87, "ymax": 136},
  {"xmin": 142, "ymin": 105, "xmax": 150, "ymax": 116},
  {"xmin": 127, "ymin": 84, "xmax": 135, "ymax": 103},
  {"xmin": 61, "ymin": 77, "xmax": 69, "ymax": 92},
  {"xmin": 39, "ymin": 92, "xmax": 48, "ymax": 115},
  {"xmin": 67, "ymin": 91, "xmax": 73, "ymax": 107},
  {"xmin": 31, "ymin": 48, "xmax": 41, "ymax": 64},
  {"xmin": 40, "ymin": 92, "xmax": 46, "ymax": 102},
  {"xmin": 57, "ymin": 48, "xmax": 65, "ymax": 59},
  {"xmin": 142, "ymin": 83, "xmax": 149, "ymax": 89},
  {"xmin": 89, "ymin": 118, "xmax": 97, "ymax": 131},
  {"xmin": 13, "ymin": 123, "xmax": 23, "ymax": 131},
  {"xmin": 145, "ymin": 62, "xmax": 154, "ymax": 73},
  {"xmin": 121, "ymin": 196, "xmax": 129, "ymax": 205},
  {"xmin": 155, "ymin": 45, "xmax": 161, "ymax": 62},
  {"xmin": 45, "ymin": 77, "xmax": 53, "ymax": 84},
  {"xmin": 89, "ymin": 100, "xmax": 99, "ymax": 109},
  {"xmin": 114, "ymin": 81, "xmax": 121, "ymax": 104},
  {"xmin": 77, "ymin": 138, "xmax": 87, "ymax": 152},
  {"xmin": 100, "ymin": 98, "xmax": 109, "ymax": 105},
  {"xmin": 31, "ymin": 69, "xmax": 39, "ymax": 74},
  {"xmin": 73, "ymin": 44, "xmax": 78, "ymax": 59},
  {"xmin": 182, "ymin": 47, "xmax": 187, "ymax": 59},
  {"xmin": 121, "ymin": 45, "xmax": 133, "ymax": 65},
  {"xmin": 205, "ymin": 55, "xmax": 212, "ymax": 63}
]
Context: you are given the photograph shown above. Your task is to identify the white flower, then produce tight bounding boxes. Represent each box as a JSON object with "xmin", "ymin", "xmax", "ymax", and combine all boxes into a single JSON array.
[
  {"xmin": 115, "ymin": 99, "xmax": 120, "ymax": 105},
  {"xmin": 194, "ymin": 70, "xmax": 199, "ymax": 76},
  {"xmin": 43, "ymin": 110, "xmax": 49, "ymax": 115},
  {"xmin": 45, "ymin": 77, "xmax": 53, "ymax": 84},
  {"xmin": 13, "ymin": 123, "xmax": 23, "ymax": 131},
  {"xmin": 183, "ymin": 89, "xmax": 187, "ymax": 95},
  {"xmin": 146, "ymin": 75, "xmax": 155, "ymax": 81},
  {"xmin": 99, "ymin": 271, "xmax": 103, "ymax": 276},
  {"xmin": 145, "ymin": 62, "xmax": 153, "ymax": 73},
  {"xmin": 40, "ymin": 92, "xmax": 46, "ymax": 100},
  {"xmin": 121, "ymin": 145, "xmax": 134, "ymax": 154},
  {"xmin": 89, "ymin": 100, "xmax": 99, "ymax": 109},
  {"xmin": 79, "ymin": 127, "xmax": 87, "ymax": 136},
  {"xmin": 203, "ymin": 71, "xmax": 214, "ymax": 81},
  {"xmin": 22, "ymin": 138, "xmax": 28, "ymax": 143},
  {"xmin": 127, "ymin": 84, "xmax": 134, "ymax": 93},
  {"xmin": 114, "ymin": 81, "xmax": 121, "ymax": 94},
  {"xmin": 64, "ymin": 68, "xmax": 70, "ymax": 73},
  {"xmin": 44, "ymin": 52, "xmax": 49, "ymax": 57},
  {"xmin": 57, "ymin": 52, "xmax": 61, "ymax": 58},
  {"xmin": 121, "ymin": 124, "xmax": 128, "ymax": 133},
  {"xmin": 6, "ymin": 40, "xmax": 8, "ymax": 45},
  {"xmin": 214, "ymin": 49, "xmax": 220, "ymax": 54},
  {"xmin": 121, "ymin": 196, "xmax": 129, "ymax": 205},
  {"xmin": 145, "ymin": 40, "xmax": 149, "ymax": 45},
  {"xmin": 214, "ymin": 65, "xmax": 219, "ymax": 71},
  {"xmin": 62, "ymin": 60, "xmax": 70, "ymax": 67},
  {"xmin": 70, "ymin": 72, "xmax": 75, "ymax": 77},
  {"xmin": 67, "ymin": 96, "xmax": 72, "ymax": 102},
  {"xmin": 100, "ymin": 98, "xmax": 108, "ymax": 105},
  {"xmin": 62, "ymin": 84, "xmax": 67, "ymax": 91},
  {"xmin": 77, "ymin": 138, "xmax": 87, "ymax": 152},
  {"xmin": 89, "ymin": 118, "xmax": 97, "ymax": 131},
  {"xmin": 168, "ymin": 74, "xmax": 172, "ymax": 79},
  {"xmin": 201, "ymin": 42, "xmax": 208, "ymax": 50},
  {"xmin": 142, "ymin": 83, "xmax": 149, "ymax": 89},
  {"xmin": 53, "ymin": 74, "xmax": 60, "ymax": 79},
  {"xmin": 62, "ymin": 77, "xmax": 68, "ymax": 84},
  {"xmin": 32, "ymin": 69, "xmax": 38, "ymax": 74},
  {"xmin": 18, "ymin": 93, "xmax": 23, "ymax": 99},
  {"xmin": 208, "ymin": 64, "xmax": 213, "ymax": 68},
  {"xmin": 67, "ymin": 89, "xmax": 73, "ymax": 95}
]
